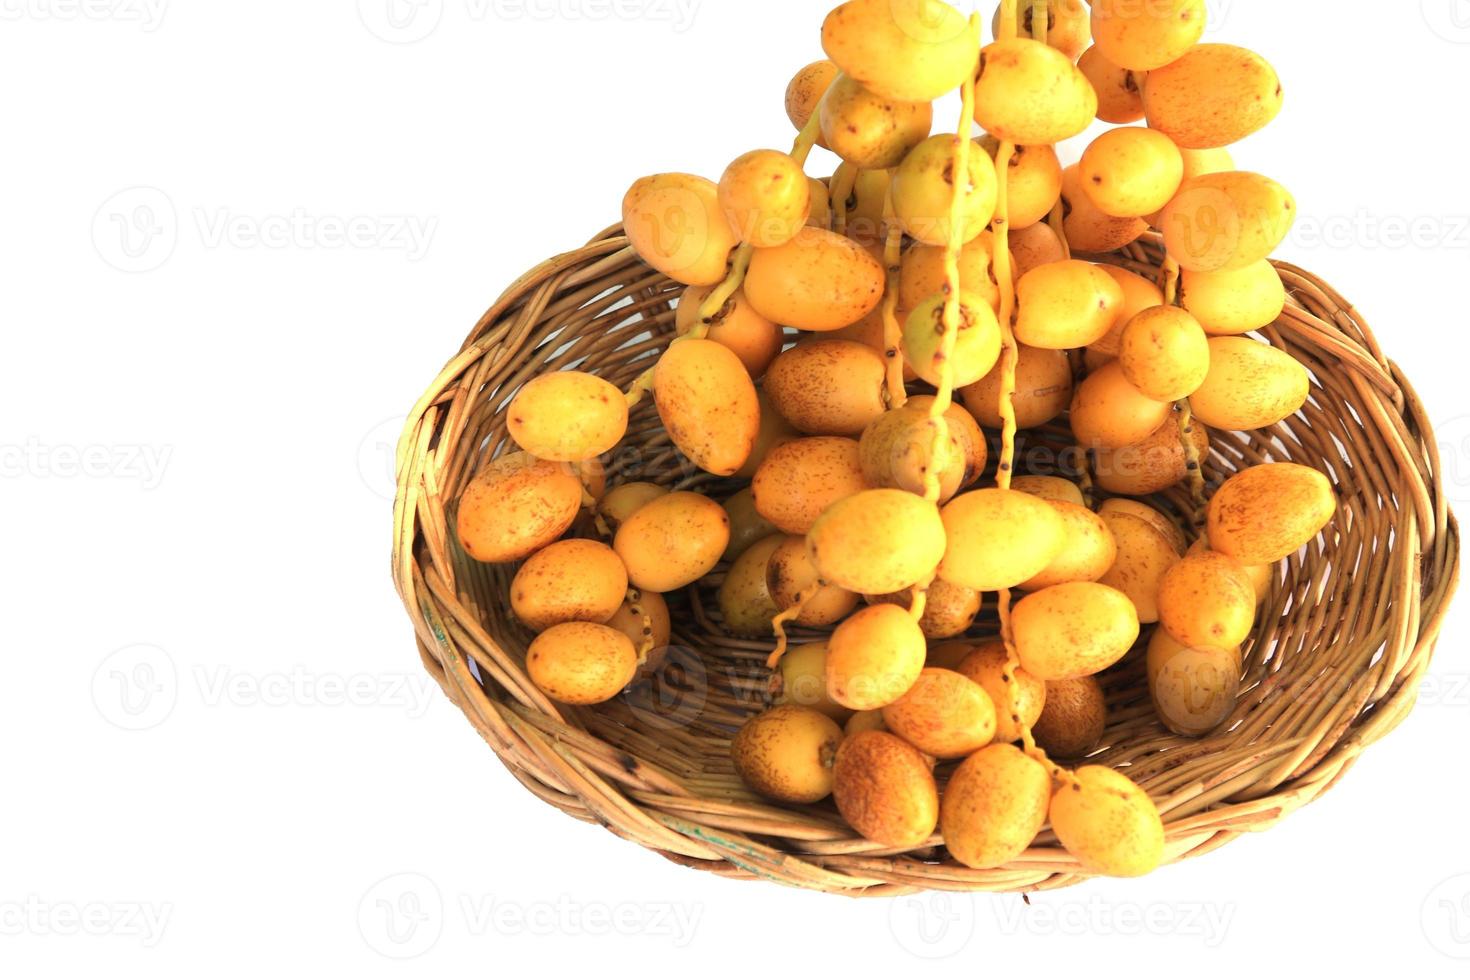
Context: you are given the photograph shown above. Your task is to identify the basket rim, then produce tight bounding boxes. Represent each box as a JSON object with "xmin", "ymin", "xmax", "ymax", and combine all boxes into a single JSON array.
[{"xmin": 390, "ymin": 225, "xmax": 1462, "ymax": 896}]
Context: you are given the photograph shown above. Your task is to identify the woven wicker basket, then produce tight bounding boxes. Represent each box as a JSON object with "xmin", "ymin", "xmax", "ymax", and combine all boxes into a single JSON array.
[{"xmin": 390, "ymin": 226, "xmax": 1460, "ymax": 896}]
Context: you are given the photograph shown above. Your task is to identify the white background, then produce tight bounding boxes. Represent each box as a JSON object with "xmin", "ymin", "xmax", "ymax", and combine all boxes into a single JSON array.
[{"xmin": 2, "ymin": 0, "xmax": 1468, "ymax": 974}]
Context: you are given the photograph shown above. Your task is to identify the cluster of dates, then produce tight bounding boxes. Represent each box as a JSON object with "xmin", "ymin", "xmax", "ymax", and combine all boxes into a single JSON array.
[{"xmin": 455, "ymin": 0, "xmax": 1338, "ymax": 877}]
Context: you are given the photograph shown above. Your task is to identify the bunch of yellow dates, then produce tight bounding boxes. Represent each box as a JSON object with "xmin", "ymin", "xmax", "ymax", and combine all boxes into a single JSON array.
[{"xmin": 456, "ymin": 0, "xmax": 1337, "ymax": 878}]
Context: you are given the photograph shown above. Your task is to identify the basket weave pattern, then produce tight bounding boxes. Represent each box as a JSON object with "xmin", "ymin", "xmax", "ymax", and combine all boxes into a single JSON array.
[{"xmin": 390, "ymin": 226, "xmax": 1460, "ymax": 895}]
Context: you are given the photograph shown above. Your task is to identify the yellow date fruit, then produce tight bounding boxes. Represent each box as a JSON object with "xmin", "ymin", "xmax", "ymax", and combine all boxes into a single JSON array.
[
  {"xmin": 508, "ymin": 371, "xmax": 627, "ymax": 463},
  {"xmin": 819, "ymin": 74, "xmax": 934, "ymax": 170},
  {"xmin": 1190, "ymin": 337, "xmax": 1311, "ymax": 431},
  {"xmin": 822, "ymin": 0, "xmax": 978, "ymax": 103},
  {"xmin": 1118, "ymin": 306, "xmax": 1211, "ymax": 402},
  {"xmin": 1080, "ymin": 127, "xmax": 1185, "ymax": 219},
  {"xmin": 939, "ymin": 488, "xmax": 1068, "ymax": 592},
  {"xmin": 1015, "ymin": 260, "xmax": 1126, "ymax": 350},
  {"xmin": 1078, "ymin": 45, "xmax": 1145, "ymax": 124},
  {"xmin": 1013, "ymin": 583, "xmax": 1141, "ymax": 681},
  {"xmin": 732, "ymin": 705, "xmax": 844, "ymax": 804},
  {"xmin": 830, "ymin": 164, "xmax": 894, "ymax": 244},
  {"xmin": 511, "ymin": 539, "xmax": 629, "ymax": 633},
  {"xmin": 807, "ymin": 177, "xmax": 833, "ymax": 229},
  {"xmin": 1094, "ymin": 412, "xmax": 1210, "ymax": 498},
  {"xmin": 832, "ymin": 730, "xmax": 940, "ymax": 847},
  {"xmin": 1147, "ymin": 629, "xmax": 1242, "ymax": 737},
  {"xmin": 1157, "ymin": 551, "xmax": 1258, "ymax": 651},
  {"xmin": 1188, "ymin": 535, "xmax": 1274, "ymax": 606},
  {"xmin": 1011, "ymin": 221, "xmax": 1068, "ymax": 278},
  {"xmin": 606, "ymin": 588, "xmax": 671, "ymax": 671},
  {"xmin": 962, "ymin": 344, "xmax": 1074, "ymax": 430},
  {"xmin": 976, "ymin": 39, "xmax": 1097, "ymax": 146},
  {"xmin": 892, "ymin": 134, "xmax": 998, "ymax": 246},
  {"xmin": 654, "ymin": 338, "xmax": 760, "ymax": 477},
  {"xmin": 767, "ymin": 535, "xmax": 861, "ymax": 628},
  {"xmin": 1090, "ymin": 264, "xmax": 1167, "ymax": 358},
  {"xmin": 1061, "ymin": 164, "xmax": 1149, "ymax": 254},
  {"xmin": 776, "ymin": 641, "xmax": 853, "ymax": 722},
  {"xmin": 995, "ymin": 0, "xmax": 1090, "ymax": 59},
  {"xmin": 900, "ymin": 234, "xmax": 1002, "ymax": 312},
  {"xmin": 809, "ymin": 490, "xmax": 948, "ymax": 596},
  {"xmin": 457, "ymin": 453, "xmax": 582, "ymax": 565},
  {"xmin": 527, "ymin": 622, "xmax": 639, "ymax": 706},
  {"xmin": 868, "ymin": 578, "xmax": 982, "ymax": 641},
  {"xmin": 1096, "ymin": 500, "xmax": 1184, "ymax": 624},
  {"xmin": 1050, "ymin": 766, "xmax": 1165, "ymax": 877},
  {"xmin": 1162, "ymin": 171, "xmax": 1296, "ymax": 273},
  {"xmin": 719, "ymin": 149, "xmax": 811, "ymax": 248},
  {"xmin": 1090, "ymin": 0, "xmax": 1207, "ymax": 72},
  {"xmin": 1207, "ymin": 463, "xmax": 1337, "ymax": 565},
  {"xmin": 859, "ymin": 399, "xmax": 986, "ymax": 504},
  {"xmin": 719, "ymin": 534, "xmax": 784, "ymax": 637},
  {"xmin": 1013, "ymin": 476, "xmax": 1086, "ymax": 507},
  {"xmin": 1033, "ymin": 676, "xmax": 1107, "ymax": 758},
  {"xmin": 614, "ymin": 491, "xmax": 730, "ymax": 593},
  {"xmin": 977, "ymin": 137, "xmax": 1063, "ymax": 231},
  {"xmin": 736, "ymin": 389, "xmax": 799, "ymax": 481},
  {"xmin": 956, "ymin": 640, "xmax": 1047, "ymax": 745},
  {"xmin": 785, "ymin": 59, "xmax": 841, "ymax": 148},
  {"xmin": 1070, "ymin": 360, "xmax": 1174, "ymax": 450},
  {"xmin": 1180, "ymin": 260, "xmax": 1287, "ymax": 336},
  {"xmin": 598, "ymin": 482, "xmax": 668, "ymax": 531},
  {"xmin": 722, "ymin": 487, "xmax": 779, "ymax": 562},
  {"xmin": 765, "ymin": 340, "xmax": 889, "ymax": 437},
  {"xmin": 814, "ymin": 305, "xmax": 917, "ymax": 382},
  {"xmin": 1021, "ymin": 502, "xmax": 1120, "ymax": 592},
  {"xmin": 1104, "ymin": 497, "xmax": 1187, "ymax": 554},
  {"xmin": 902, "ymin": 291, "xmax": 1004, "ymax": 388},
  {"xmin": 753, "ymin": 437, "xmax": 869, "ymax": 536},
  {"xmin": 883, "ymin": 668, "xmax": 997, "ymax": 759},
  {"xmin": 565, "ymin": 454, "xmax": 603, "ymax": 500},
  {"xmin": 941, "ymin": 743, "xmax": 1051, "ymax": 869},
  {"xmin": 745, "ymin": 226, "xmax": 886, "ymax": 332},
  {"xmin": 828, "ymin": 604, "xmax": 929, "ymax": 711},
  {"xmin": 623, "ymin": 173, "xmax": 738, "ymax": 286},
  {"xmin": 1145, "ymin": 44, "xmax": 1284, "ymax": 149}
]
